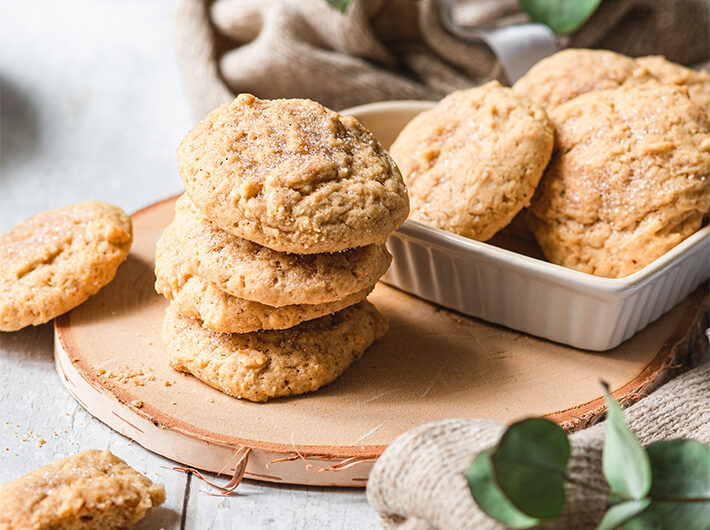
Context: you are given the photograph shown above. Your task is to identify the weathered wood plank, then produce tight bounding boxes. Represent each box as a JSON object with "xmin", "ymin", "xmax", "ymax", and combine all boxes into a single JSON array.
[{"xmin": 182, "ymin": 477, "xmax": 377, "ymax": 530}]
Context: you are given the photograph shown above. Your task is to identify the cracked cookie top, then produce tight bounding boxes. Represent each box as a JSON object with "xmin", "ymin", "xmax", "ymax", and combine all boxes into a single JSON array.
[
  {"xmin": 178, "ymin": 94, "xmax": 409, "ymax": 253},
  {"xmin": 0, "ymin": 201, "xmax": 132, "ymax": 331}
]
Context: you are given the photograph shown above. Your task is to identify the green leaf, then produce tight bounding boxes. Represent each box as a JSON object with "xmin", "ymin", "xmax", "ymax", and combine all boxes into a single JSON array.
[
  {"xmin": 624, "ymin": 502, "xmax": 710, "ymax": 530},
  {"xmin": 492, "ymin": 418, "xmax": 570, "ymax": 520},
  {"xmin": 466, "ymin": 448, "xmax": 540, "ymax": 528},
  {"xmin": 519, "ymin": 0, "xmax": 602, "ymax": 34},
  {"xmin": 595, "ymin": 499, "xmax": 651, "ymax": 530},
  {"xmin": 646, "ymin": 440, "xmax": 710, "ymax": 498},
  {"xmin": 602, "ymin": 387, "xmax": 651, "ymax": 500},
  {"xmin": 623, "ymin": 440, "xmax": 710, "ymax": 530},
  {"xmin": 325, "ymin": 0, "xmax": 353, "ymax": 13}
]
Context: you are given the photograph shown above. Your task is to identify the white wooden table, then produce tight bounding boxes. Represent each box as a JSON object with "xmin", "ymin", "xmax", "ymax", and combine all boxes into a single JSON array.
[{"xmin": 0, "ymin": 2, "xmax": 377, "ymax": 527}]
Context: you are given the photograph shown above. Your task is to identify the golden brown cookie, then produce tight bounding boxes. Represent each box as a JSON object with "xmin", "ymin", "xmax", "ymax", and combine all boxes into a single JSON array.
[
  {"xmin": 513, "ymin": 49, "xmax": 656, "ymax": 110},
  {"xmin": 178, "ymin": 94, "xmax": 409, "ymax": 254},
  {"xmin": 636, "ymin": 55, "xmax": 710, "ymax": 116},
  {"xmin": 530, "ymin": 83, "xmax": 710, "ymax": 278},
  {"xmin": 158, "ymin": 273, "xmax": 372, "ymax": 334},
  {"xmin": 0, "ymin": 202, "xmax": 133, "ymax": 331},
  {"xmin": 155, "ymin": 223, "xmax": 373, "ymax": 333},
  {"xmin": 163, "ymin": 301, "xmax": 388, "ymax": 402},
  {"xmin": 168, "ymin": 194, "xmax": 391, "ymax": 306},
  {"xmin": 389, "ymin": 81, "xmax": 554, "ymax": 241},
  {"xmin": 0, "ymin": 450, "xmax": 165, "ymax": 530}
]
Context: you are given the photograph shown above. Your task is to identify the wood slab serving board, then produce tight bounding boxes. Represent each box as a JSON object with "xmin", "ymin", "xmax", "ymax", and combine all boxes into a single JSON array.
[{"xmin": 54, "ymin": 196, "xmax": 709, "ymax": 487}]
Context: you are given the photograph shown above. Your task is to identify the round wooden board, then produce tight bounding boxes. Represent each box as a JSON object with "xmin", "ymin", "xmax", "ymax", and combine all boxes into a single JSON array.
[{"xmin": 54, "ymin": 196, "xmax": 709, "ymax": 487}]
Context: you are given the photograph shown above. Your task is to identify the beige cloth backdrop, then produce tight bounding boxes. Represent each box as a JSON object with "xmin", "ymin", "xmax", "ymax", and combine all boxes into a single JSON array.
[{"xmin": 175, "ymin": 0, "xmax": 710, "ymax": 117}]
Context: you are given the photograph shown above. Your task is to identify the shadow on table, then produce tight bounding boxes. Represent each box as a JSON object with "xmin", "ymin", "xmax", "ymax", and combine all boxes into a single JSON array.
[
  {"xmin": 0, "ymin": 75, "xmax": 41, "ymax": 175},
  {"xmin": 0, "ymin": 322, "xmax": 54, "ymax": 361},
  {"xmin": 55, "ymin": 253, "xmax": 161, "ymax": 327},
  {"xmin": 135, "ymin": 506, "xmax": 181, "ymax": 530}
]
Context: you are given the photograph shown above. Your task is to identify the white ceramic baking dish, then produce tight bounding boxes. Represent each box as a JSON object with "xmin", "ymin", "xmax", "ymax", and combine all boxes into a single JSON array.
[{"xmin": 344, "ymin": 101, "xmax": 710, "ymax": 351}]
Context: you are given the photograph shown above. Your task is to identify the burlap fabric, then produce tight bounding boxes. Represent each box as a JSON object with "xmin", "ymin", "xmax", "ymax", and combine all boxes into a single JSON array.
[
  {"xmin": 175, "ymin": 0, "xmax": 710, "ymax": 118},
  {"xmin": 366, "ymin": 362, "xmax": 710, "ymax": 530}
]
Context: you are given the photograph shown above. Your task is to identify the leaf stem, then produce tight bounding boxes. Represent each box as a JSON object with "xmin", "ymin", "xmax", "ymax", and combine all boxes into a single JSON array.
[
  {"xmin": 559, "ymin": 472, "xmax": 626, "ymax": 498},
  {"xmin": 501, "ymin": 457, "xmax": 627, "ymax": 499},
  {"xmin": 562, "ymin": 473, "xmax": 710, "ymax": 504},
  {"xmin": 561, "ymin": 475, "xmax": 710, "ymax": 504},
  {"xmin": 648, "ymin": 496, "xmax": 710, "ymax": 503}
]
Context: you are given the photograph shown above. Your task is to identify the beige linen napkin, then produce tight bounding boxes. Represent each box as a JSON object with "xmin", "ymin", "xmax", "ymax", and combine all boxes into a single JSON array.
[
  {"xmin": 366, "ymin": 361, "xmax": 710, "ymax": 530},
  {"xmin": 175, "ymin": 0, "xmax": 710, "ymax": 118}
]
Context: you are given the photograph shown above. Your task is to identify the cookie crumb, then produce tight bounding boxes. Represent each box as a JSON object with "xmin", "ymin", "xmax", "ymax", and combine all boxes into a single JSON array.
[{"xmin": 101, "ymin": 366, "xmax": 156, "ymax": 386}]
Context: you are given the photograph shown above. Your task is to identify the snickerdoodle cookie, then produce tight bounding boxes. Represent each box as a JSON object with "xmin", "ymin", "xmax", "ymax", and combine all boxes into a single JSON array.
[
  {"xmin": 159, "ymin": 274, "xmax": 372, "ymax": 334},
  {"xmin": 169, "ymin": 194, "xmax": 390, "ymax": 306},
  {"xmin": 163, "ymin": 300, "xmax": 388, "ymax": 402},
  {"xmin": 178, "ymin": 94, "xmax": 409, "ymax": 254},
  {"xmin": 530, "ymin": 83, "xmax": 710, "ymax": 278},
  {"xmin": 389, "ymin": 81, "xmax": 554, "ymax": 241},
  {"xmin": 513, "ymin": 49, "xmax": 656, "ymax": 110},
  {"xmin": 0, "ymin": 450, "xmax": 164, "ymax": 529},
  {"xmin": 636, "ymin": 55, "xmax": 710, "ymax": 115},
  {"xmin": 155, "ymin": 224, "xmax": 372, "ymax": 333},
  {"xmin": 0, "ymin": 202, "xmax": 132, "ymax": 331}
]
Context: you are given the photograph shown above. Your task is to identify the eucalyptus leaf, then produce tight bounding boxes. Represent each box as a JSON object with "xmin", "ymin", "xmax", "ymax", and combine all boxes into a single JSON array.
[
  {"xmin": 602, "ymin": 388, "xmax": 651, "ymax": 500},
  {"xmin": 325, "ymin": 0, "xmax": 353, "ymax": 13},
  {"xmin": 624, "ymin": 502, "xmax": 710, "ymax": 530},
  {"xmin": 519, "ymin": 0, "xmax": 602, "ymax": 34},
  {"xmin": 466, "ymin": 448, "xmax": 540, "ymax": 528},
  {"xmin": 595, "ymin": 499, "xmax": 651, "ymax": 530},
  {"xmin": 492, "ymin": 418, "xmax": 570, "ymax": 520},
  {"xmin": 623, "ymin": 502, "xmax": 710, "ymax": 530},
  {"xmin": 646, "ymin": 440, "xmax": 710, "ymax": 498},
  {"xmin": 623, "ymin": 440, "xmax": 710, "ymax": 530}
]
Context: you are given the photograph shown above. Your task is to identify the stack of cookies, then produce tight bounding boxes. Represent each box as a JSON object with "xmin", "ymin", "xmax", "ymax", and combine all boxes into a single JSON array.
[{"xmin": 155, "ymin": 94, "xmax": 409, "ymax": 402}]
